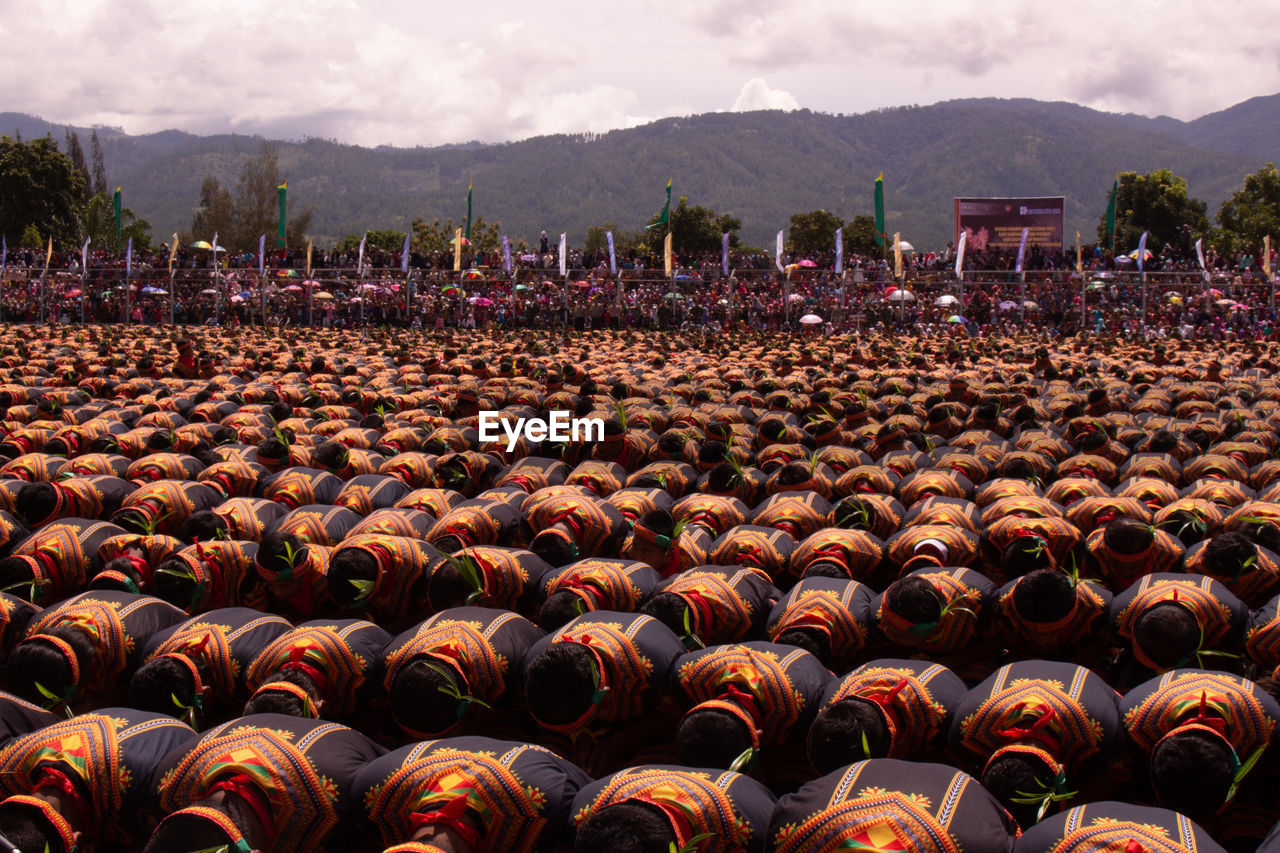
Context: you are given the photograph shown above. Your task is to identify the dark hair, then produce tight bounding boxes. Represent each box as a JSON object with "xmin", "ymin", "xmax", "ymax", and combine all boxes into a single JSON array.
[
  {"xmin": 1134, "ymin": 603, "xmax": 1200, "ymax": 669},
  {"xmin": 1150, "ymin": 730, "xmax": 1235, "ymax": 822},
  {"xmin": 1103, "ymin": 517, "xmax": 1154, "ymax": 555},
  {"xmin": 524, "ymin": 642, "xmax": 597, "ymax": 727},
  {"xmin": 326, "ymin": 547, "xmax": 380, "ymax": 609},
  {"xmin": 574, "ymin": 801, "xmax": 675, "ymax": 853},
  {"xmin": 883, "ymin": 575, "xmax": 941, "ymax": 626},
  {"xmin": 774, "ymin": 627, "xmax": 831, "ymax": 665},
  {"xmin": 130, "ymin": 655, "xmax": 203, "ymax": 718},
  {"xmin": 530, "ymin": 529, "xmax": 579, "ymax": 567},
  {"xmin": 0, "ymin": 557, "xmax": 39, "ymax": 603},
  {"xmin": 639, "ymin": 592, "xmax": 687, "ymax": 637},
  {"xmin": 151, "ymin": 557, "xmax": 204, "ymax": 610},
  {"xmin": 3, "ymin": 625, "xmax": 94, "ymax": 706},
  {"xmin": 539, "ymin": 590, "xmax": 589, "ymax": 631},
  {"xmin": 12, "ymin": 482, "xmax": 58, "ymax": 526},
  {"xmin": 1203, "ymin": 532, "xmax": 1257, "ymax": 580},
  {"xmin": 802, "ymin": 560, "xmax": 852, "ymax": 580},
  {"xmin": 1011, "ymin": 569, "xmax": 1076, "ymax": 624},
  {"xmin": 1000, "ymin": 537, "xmax": 1055, "ymax": 579},
  {"xmin": 312, "ymin": 440, "xmax": 349, "ymax": 472},
  {"xmin": 143, "ymin": 798, "xmax": 247, "ymax": 853},
  {"xmin": 242, "ymin": 666, "xmax": 322, "ymax": 718},
  {"xmin": 1157, "ymin": 509, "xmax": 1210, "ymax": 547},
  {"xmin": 675, "ymin": 707, "xmax": 752, "ymax": 769},
  {"xmin": 806, "ymin": 698, "xmax": 890, "ymax": 775},
  {"xmin": 982, "ymin": 752, "xmax": 1059, "ymax": 828},
  {"xmin": 0, "ymin": 806, "xmax": 65, "ymax": 853},
  {"xmin": 179, "ymin": 510, "xmax": 228, "ymax": 545},
  {"xmin": 426, "ymin": 560, "xmax": 475, "ymax": 611},
  {"xmin": 88, "ymin": 555, "xmax": 146, "ymax": 593}
]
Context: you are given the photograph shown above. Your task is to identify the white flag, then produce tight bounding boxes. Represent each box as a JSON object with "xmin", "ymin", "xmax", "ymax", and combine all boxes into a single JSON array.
[
  {"xmin": 1196, "ymin": 237, "xmax": 1208, "ymax": 281},
  {"xmin": 1136, "ymin": 231, "xmax": 1149, "ymax": 273},
  {"xmin": 559, "ymin": 233, "xmax": 567, "ymax": 277},
  {"xmin": 774, "ymin": 230, "xmax": 784, "ymax": 272},
  {"xmin": 955, "ymin": 231, "xmax": 967, "ymax": 278}
]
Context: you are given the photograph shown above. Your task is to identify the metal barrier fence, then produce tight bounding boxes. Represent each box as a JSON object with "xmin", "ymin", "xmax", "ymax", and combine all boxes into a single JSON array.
[{"xmin": 0, "ymin": 263, "xmax": 1273, "ymax": 331}]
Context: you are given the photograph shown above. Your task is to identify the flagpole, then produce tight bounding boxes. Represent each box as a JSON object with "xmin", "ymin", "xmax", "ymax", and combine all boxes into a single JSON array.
[
  {"xmin": 169, "ymin": 266, "xmax": 176, "ymax": 326},
  {"xmin": 728, "ymin": 269, "xmax": 736, "ymax": 330},
  {"xmin": 1020, "ymin": 270, "xmax": 1026, "ymax": 326},
  {"xmin": 80, "ymin": 256, "xmax": 87, "ymax": 325}
]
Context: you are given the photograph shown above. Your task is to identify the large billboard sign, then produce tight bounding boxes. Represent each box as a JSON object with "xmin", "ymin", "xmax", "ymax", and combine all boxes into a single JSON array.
[{"xmin": 953, "ymin": 197, "xmax": 1065, "ymax": 251}]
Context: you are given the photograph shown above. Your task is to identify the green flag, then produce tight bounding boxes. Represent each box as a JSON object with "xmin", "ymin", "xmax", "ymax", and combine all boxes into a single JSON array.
[
  {"xmin": 276, "ymin": 182, "xmax": 287, "ymax": 247},
  {"xmin": 465, "ymin": 180, "xmax": 473, "ymax": 241},
  {"xmin": 1105, "ymin": 176, "xmax": 1118, "ymax": 250},
  {"xmin": 113, "ymin": 186, "xmax": 122, "ymax": 247},
  {"xmin": 646, "ymin": 179, "xmax": 672, "ymax": 230},
  {"xmin": 873, "ymin": 173, "xmax": 885, "ymax": 247}
]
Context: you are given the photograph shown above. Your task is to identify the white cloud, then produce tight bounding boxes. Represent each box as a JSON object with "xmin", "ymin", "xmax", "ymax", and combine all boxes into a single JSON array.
[
  {"xmin": 0, "ymin": 0, "xmax": 1278, "ymax": 146},
  {"xmin": 731, "ymin": 79, "xmax": 800, "ymax": 112}
]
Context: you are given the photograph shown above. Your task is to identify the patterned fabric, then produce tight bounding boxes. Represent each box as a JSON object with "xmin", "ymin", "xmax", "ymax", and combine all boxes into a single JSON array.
[
  {"xmin": 996, "ymin": 577, "xmax": 1112, "ymax": 657},
  {"xmin": 528, "ymin": 612, "xmax": 685, "ymax": 730},
  {"xmin": 382, "ymin": 608, "xmax": 544, "ymax": 709},
  {"xmin": 877, "ymin": 569, "xmax": 995, "ymax": 655},
  {"xmin": 541, "ymin": 558, "xmax": 661, "ymax": 614},
  {"xmin": 676, "ymin": 642, "xmax": 831, "ymax": 747},
  {"xmin": 1121, "ymin": 669, "xmax": 1280, "ymax": 756},
  {"xmin": 1109, "ymin": 574, "xmax": 1247, "ymax": 672},
  {"xmin": 354, "ymin": 736, "xmax": 591, "ymax": 853},
  {"xmin": 155, "ymin": 714, "xmax": 383, "ymax": 853},
  {"xmin": 0, "ymin": 709, "xmax": 194, "ymax": 845},
  {"xmin": 819, "ymin": 660, "xmax": 968, "ymax": 759},
  {"xmin": 769, "ymin": 759, "xmax": 1016, "ymax": 853},
  {"xmin": 1015, "ymin": 801, "xmax": 1225, "ymax": 853},
  {"xmin": 145, "ymin": 609, "xmax": 293, "ymax": 702},
  {"xmin": 1084, "ymin": 527, "xmax": 1186, "ymax": 591},
  {"xmin": 571, "ymin": 765, "xmax": 776, "ymax": 853},
  {"xmin": 767, "ymin": 578, "xmax": 874, "ymax": 671},
  {"xmin": 657, "ymin": 565, "xmax": 778, "ymax": 646},
  {"xmin": 789, "ymin": 528, "xmax": 885, "ymax": 583},
  {"xmin": 952, "ymin": 661, "xmax": 1121, "ymax": 774},
  {"xmin": 29, "ymin": 592, "xmax": 188, "ymax": 690},
  {"xmin": 246, "ymin": 619, "xmax": 393, "ymax": 716}
]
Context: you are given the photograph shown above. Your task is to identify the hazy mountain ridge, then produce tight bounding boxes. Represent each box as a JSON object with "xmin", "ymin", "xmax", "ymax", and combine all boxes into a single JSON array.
[{"xmin": 2, "ymin": 95, "xmax": 1275, "ymax": 249}]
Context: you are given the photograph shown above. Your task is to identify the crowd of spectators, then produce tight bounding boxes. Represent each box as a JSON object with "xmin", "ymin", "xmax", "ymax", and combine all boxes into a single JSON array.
[{"xmin": 0, "ymin": 236, "xmax": 1274, "ymax": 340}]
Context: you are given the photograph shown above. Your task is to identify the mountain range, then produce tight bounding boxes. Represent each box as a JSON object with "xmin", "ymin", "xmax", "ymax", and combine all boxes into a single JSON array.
[{"xmin": 4, "ymin": 93, "xmax": 1278, "ymax": 250}]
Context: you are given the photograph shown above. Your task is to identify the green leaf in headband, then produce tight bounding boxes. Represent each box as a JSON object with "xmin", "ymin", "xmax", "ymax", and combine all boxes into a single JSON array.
[
  {"xmin": 34, "ymin": 681, "xmax": 61, "ymax": 703},
  {"xmin": 729, "ymin": 746, "xmax": 755, "ymax": 773},
  {"xmin": 669, "ymin": 832, "xmax": 717, "ymax": 853}
]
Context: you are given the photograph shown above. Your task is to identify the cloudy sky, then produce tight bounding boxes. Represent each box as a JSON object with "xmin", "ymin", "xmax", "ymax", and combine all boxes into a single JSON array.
[{"xmin": 3, "ymin": 0, "xmax": 1276, "ymax": 147}]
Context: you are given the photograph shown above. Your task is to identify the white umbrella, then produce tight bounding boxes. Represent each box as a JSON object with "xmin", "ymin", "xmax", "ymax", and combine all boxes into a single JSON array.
[
  {"xmin": 886, "ymin": 290, "xmax": 915, "ymax": 302},
  {"xmin": 799, "ymin": 314, "xmax": 823, "ymax": 325},
  {"xmin": 934, "ymin": 295, "xmax": 959, "ymax": 306},
  {"xmin": 898, "ymin": 241, "xmax": 915, "ymax": 252},
  {"xmin": 1023, "ymin": 300, "xmax": 1039, "ymax": 309}
]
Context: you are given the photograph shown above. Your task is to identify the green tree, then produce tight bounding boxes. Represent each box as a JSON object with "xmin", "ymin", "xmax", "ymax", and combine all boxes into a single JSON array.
[
  {"xmin": 410, "ymin": 217, "xmax": 457, "ymax": 254},
  {"xmin": 64, "ymin": 130, "xmax": 91, "ymax": 203},
  {"xmin": 335, "ymin": 229, "xmax": 406, "ymax": 253},
  {"xmin": 846, "ymin": 214, "xmax": 880, "ymax": 256},
  {"xmin": 83, "ymin": 192, "xmax": 151, "ymax": 250},
  {"xmin": 1217, "ymin": 163, "xmax": 1280, "ymax": 254},
  {"xmin": 467, "ymin": 215, "xmax": 501, "ymax": 254},
  {"xmin": 0, "ymin": 135, "xmax": 86, "ymax": 246},
  {"xmin": 646, "ymin": 196, "xmax": 741, "ymax": 254},
  {"xmin": 89, "ymin": 130, "xmax": 106, "ymax": 196},
  {"xmin": 190, "ymin": 176, "xmax": 234, "ymax": 243},
  {"xmin": 788, "ymin": 209, "xmax": 844, "ymax": 255},
  {"xmin": 232, "ymin": 142, "xmax": 282, "ymax": 249},
  {"xmin": 1097, "ymin": 169, "xmax": 1209, "ymax": 254}
]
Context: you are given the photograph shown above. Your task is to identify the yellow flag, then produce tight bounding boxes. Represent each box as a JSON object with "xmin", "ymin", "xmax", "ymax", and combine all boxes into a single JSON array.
[
  {"xmin": 664, "ymin": 231, "xmax": 673, "ymax": 278},
  {"xmin": 306, "ymin": 238, "xmax": 314, "ymax": 277},
  {"xmin": 1076, "ymin": 231, "xmax": 1083, "ymax": 275},
  {"xmin": 892, "ymin": 232, "xmax": 902, "ymax": 279},
  {"xmin": 453, "ymin": 228, "xmax": 463, "ymax": 272},
  {"xmin": 43, "ymin": 236, "xmax": 53, "ymax": 274},
  {"xmin": 1266, "ymin": 235, "xmax": 1272, "ymax": 278},
  {"xmin": 168, "ymin": 233, "xmax": 179, "ymax": 274}
]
